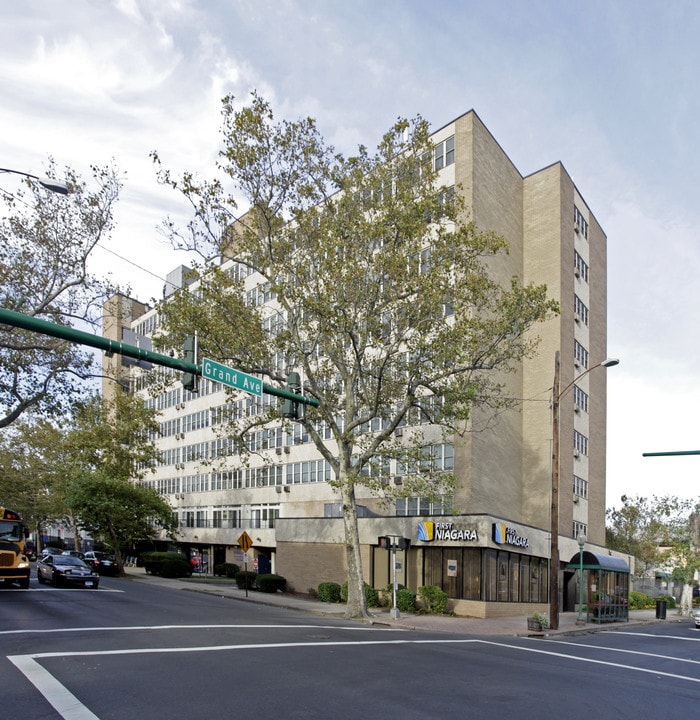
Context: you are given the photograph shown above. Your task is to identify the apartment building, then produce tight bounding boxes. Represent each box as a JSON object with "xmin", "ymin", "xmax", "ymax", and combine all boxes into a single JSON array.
[{"xmin": 102, "ymin": 110, "xmax": 614, "ymax": 616}]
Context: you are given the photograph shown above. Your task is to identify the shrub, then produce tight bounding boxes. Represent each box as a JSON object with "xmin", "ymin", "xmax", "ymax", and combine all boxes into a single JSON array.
[
  {"xmin": 257, "ymin": 574, "xmax": 287, "ymax": 593},
  {"xmin": 141, "ymin": 551, "xmax": 191, "ymax": 577},
  {"xmin": 628, "ymin": 591, "xmax": 654, "ymax": 610},
  {"xmin": 214, "ymin": 562, "xmax": 240, "ymax": 579},
  {"xmin": 341, "ymin": 581, "xmax": 382, "ymax": 607},
  {"xmin": 161, "ymin": 556, "xmax": 193, "ymax": 578},
  {"xmin": 396, "ymin": 587, "xmax": 417, "ymax": 612},
  {"xmin": 317, "ymin": 582, "xmax": 343, "ymax": 603},
  {"xmin": 236, "ymin": 570, "xmax": 257, "ymax": 589},
  {"xmin": 418, "ymin": 585, "xmax": 448, "ymax": 615}
]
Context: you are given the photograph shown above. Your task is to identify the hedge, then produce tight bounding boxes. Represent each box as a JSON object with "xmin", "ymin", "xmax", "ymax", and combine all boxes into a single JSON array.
[
  {"xmin": 257, "ymin": 574, "xmax": 287, "ymax": 593},
  {"xmin": 317, "ymin": 582, "xmax": 343, "ymax": 603},
  {"xmin": 141, "ymin": 552, "xmax": 192, "ymax": 578}
]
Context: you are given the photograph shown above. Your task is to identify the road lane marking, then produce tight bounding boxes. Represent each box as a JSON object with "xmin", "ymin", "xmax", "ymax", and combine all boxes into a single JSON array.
[
  {"xmin": 608, "ymin": 631, "xmax": 700, "ymax": 642},
  {"xmin": 0, "ymin": 622, "xmax": 401, "ymax": 635},
  {"xmin": 542, "ymin": 638, "xmax": 700, "ymax": 666}
]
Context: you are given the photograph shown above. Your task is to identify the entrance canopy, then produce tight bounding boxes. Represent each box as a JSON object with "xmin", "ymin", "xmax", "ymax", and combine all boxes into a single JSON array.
[{"xmin": 566, "ymin": 551, "xmax": 630, "ymax": 574}]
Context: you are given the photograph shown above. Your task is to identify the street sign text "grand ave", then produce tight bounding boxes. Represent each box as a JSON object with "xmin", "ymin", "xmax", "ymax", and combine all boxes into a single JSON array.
[{"xmin": 201, "ymin": 357, "xmax": 262, "ymax": 396}]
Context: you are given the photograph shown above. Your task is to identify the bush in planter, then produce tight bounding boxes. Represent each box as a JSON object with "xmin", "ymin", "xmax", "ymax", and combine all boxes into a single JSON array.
[
  {"xmin": 417, "ymin": 585, "xmax": 448, "ymax": 615},
  {"xmin": 257, "ymin": 574, "xmax": 287, "ymax": 593},
  {"xmin": 236, "ymin": 570, "xmax": 257, "ymax": 589},
  {"xmin": 628, "ymin": 591, "xmax": 654, "ymax": 610},
  {"xmin": 318, "ymin": 582, "xmax": 343, "ymax": 603}
]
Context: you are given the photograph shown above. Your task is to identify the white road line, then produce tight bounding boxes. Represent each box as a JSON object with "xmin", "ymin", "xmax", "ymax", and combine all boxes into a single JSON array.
[
  {"xmin": 477, "ymin": 639, "xmax": 700, "ymax": 684},
  {"xmin": 608, "ymin": 631, "xmax": 700, "ymax": 642},
  {"xmin": 542, "ymin": 638, "xmax": 700, "ymax": 666},
  {"xmin": 9, "ymin": 655, "xmax": 100, "ymax": 720},
  {"xmin": 0, "ymin": 622, "xmax": 400, "ymax": 636}
]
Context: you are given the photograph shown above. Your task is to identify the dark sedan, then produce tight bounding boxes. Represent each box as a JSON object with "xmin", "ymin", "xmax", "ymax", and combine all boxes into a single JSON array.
[
  {"xmin": 83, "ymin": 550, "xmax": 121, "ymax": 576},
  {"xmin": 37, "ymin": 554, "xmax": 100, "ymax": 588}
]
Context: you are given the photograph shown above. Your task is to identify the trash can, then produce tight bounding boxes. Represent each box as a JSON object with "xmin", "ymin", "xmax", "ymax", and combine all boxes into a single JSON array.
[{"xmin": 655, "ymin": 599, "xmax": 667, "ymax": 619}]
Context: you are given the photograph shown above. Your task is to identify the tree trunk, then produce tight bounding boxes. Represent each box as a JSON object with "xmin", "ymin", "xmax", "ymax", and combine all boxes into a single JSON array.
[
  {"xmin": 679, "ymin": 583, "xmax": 693, "ymax": 616},
  {"xmin": 340, "ymin": 472, "xmax": 369, "ymax": 619}
]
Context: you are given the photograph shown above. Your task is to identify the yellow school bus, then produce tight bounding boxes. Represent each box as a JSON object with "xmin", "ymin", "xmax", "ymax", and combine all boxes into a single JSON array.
[{"xmin": 0, "ymin": 506, "xmax": 31, "ymax": 589}]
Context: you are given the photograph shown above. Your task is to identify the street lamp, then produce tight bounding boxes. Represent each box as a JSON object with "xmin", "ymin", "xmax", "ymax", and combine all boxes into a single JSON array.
[
  {"xmin": 576, "ymin": 529, "xmax": 586, "ymax": 624},
  {"xmin": 0, "ymin": 167, "xmax": 69, "ymax": 195},
  {"xmin": 550, "ymin": 352, "xmax": 618, "ymax": 630}
]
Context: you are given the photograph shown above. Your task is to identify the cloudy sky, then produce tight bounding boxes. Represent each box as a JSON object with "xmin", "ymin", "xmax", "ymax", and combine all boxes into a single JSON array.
[{"xmin": 1, "ymin": 0, "xmax": 699, "ymax": 508}]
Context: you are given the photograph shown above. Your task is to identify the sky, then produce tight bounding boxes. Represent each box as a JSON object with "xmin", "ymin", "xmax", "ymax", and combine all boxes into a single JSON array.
[{"xmin": 1, "ymin": 0, "xmax": 699, "ymax": 509}]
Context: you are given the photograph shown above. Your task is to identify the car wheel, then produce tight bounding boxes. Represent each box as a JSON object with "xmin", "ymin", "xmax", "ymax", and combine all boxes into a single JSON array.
[{"xmin": 51, "ymin": 574, "xmax": 59, "ymax": 588}]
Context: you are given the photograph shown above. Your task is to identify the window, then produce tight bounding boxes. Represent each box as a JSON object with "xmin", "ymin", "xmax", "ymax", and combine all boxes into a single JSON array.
[
  {"xmin": 574, "ymin": 430, "xmax": 588, "ymax": 457},
  {"xmin": 433, "ymin": 136, "xmax": 455, "ymax": 170},
  {"xmin": 574, "ymin": 205, "xmax": 588, "ymax": 239},
  {"xmin": 574, "ymin": 251, "xmax": 589, "ymax": 282},
  {"xmin": 573, "ymin": 475, "xmax": 588, "ymax": 499},
  {"xmin": 574, "ymin": 340, "xmax": 588, "ymax": 369},
  {"xmin": 573, "ymin": 521, "xmax": 588, "ymax": 539},
  {"xmin": 574, "ymin": 294, "xmax": 589, "ymax": 325},
  {"xmin": 573, "ymin": 385, "xmax": 588, "ymax": 413}
]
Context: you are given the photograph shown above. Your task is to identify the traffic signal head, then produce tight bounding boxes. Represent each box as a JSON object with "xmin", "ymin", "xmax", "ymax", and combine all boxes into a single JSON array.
[
  {"xmin": 182, "ymin": 335, "xmax": 198, "ymax": 393},
  {"xmin": 280, "ymin": 372, "xmax": 301, "ymax": 419},
  {"xmin": 378, "ymin": 536, "xmax": 392, "ymax": 549},
  {"xmin": 398, "ymin": 537, "xmax": 411, "ymax": 551}
]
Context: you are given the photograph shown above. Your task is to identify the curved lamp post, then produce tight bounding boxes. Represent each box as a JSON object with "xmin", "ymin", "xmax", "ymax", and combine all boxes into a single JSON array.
[
  {"xmin": 550, "ymin": 352, "xmax": 619, "ymax": 630},
  {"xmin": 0, "ymin": 167, "xmax": 69, "ymax": 195}
]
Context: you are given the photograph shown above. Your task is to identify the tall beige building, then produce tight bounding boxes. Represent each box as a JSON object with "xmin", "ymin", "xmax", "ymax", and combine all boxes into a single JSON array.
[{"xmin": 104, "ymin": 110, "xmax": 617, "ymax": 617}]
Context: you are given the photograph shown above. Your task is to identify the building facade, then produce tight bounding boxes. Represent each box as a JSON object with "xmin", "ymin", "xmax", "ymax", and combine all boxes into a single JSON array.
[{"xmin": 102, "ymin": 110, "xmax": 615, "ymax": 616}]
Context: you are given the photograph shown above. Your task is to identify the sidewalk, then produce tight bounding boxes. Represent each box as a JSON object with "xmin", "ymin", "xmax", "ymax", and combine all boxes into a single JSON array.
[{"xmin": 124, "ymin": 567, "xmax": 677, "ymax": 636}]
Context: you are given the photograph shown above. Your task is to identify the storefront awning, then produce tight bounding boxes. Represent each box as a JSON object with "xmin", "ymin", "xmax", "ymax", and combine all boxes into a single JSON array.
[{"xmin": 566, "ymin": 550, "xmax": 630, "ymax": 573}]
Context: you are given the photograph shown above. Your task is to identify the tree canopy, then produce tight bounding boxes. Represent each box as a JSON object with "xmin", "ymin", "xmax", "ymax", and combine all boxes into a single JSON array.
[
  {"xmin": 0, "ymin": 160, "xmax": 121, "ymax": 427},
  {"xmin": 153, "ymin": 93, "xmax": 558, "ymax": 617}
]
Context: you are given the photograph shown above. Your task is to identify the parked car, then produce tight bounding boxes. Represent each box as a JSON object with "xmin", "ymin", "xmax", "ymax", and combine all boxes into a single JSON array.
[
  {"xmin": 37, "ymin": 554, "xmax": 100, "ymax": 588},
  {"xmin": 83, "ymin": 551, "xmax": 121, "ymax": 576},
  {"xmin": 692, "ymin": 605, "xmax": 700, "ymax": 629}
]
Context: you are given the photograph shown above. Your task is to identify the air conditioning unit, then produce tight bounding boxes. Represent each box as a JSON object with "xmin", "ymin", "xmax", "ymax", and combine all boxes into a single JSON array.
[
  {"xmin": 574, "ymin": 269, "xmax": 581, "ymax": 278},
  {"xmin": 276, "ymin": 448, "xmax": 282, "ymax": 455},
  {"xmin": 394, "ymin": 476, "xmax": 403, "ymax": 485},
  {"xmin": 574, "ymin": 406, "xmax": 580, "ymax": 414},
  {"xmin": 275, "ymin": 486, "xmax": 283, "ymax": 493},
  {"xmin": 573, "ymin": 450, "xmax": 580, "ymax": 458},
  {"xmin": 396, "ymin": 428, "xmax": 403, "ymax": 437},
  {"xmin": 573, "ymin": 495, "xmax": 579, "ymax": 504},
  {"xmin": 574, "ymin": 225, "xmax": 580, "ymax": 234},
  {"xmin": 284, "ymin": 446, "xmax": 290, "ymax": 454},
  {"xmin": 180, "ymin": 433, "xmax": 185, "ymax": 439},
  {"xmin": 283, "ymin": 486, "xmax": 290, "ymax": 493}
]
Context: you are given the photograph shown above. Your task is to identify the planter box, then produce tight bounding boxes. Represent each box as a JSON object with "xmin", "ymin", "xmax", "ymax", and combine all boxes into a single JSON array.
[{"xmin": 527, "ymin": 617, "xmax": 546, "ymax": 632}]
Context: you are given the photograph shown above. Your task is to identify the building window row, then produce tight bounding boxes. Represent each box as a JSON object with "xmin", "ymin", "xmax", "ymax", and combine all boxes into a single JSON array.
[
  {"xmin": 574, "ymin": 430, "xmax": 588, "ymax": 457},
  {"xmin": 177, "ymin": 504, "xmax": 280, "ymax": 530},
  {"xmin": 574, "ymin": 205, "xmax": 588, "ymax": 239},
  {"xmin": 573, "ymin": 384, "xmax": 588, "ymax": 413},
  {"xmin": 573, "ymin": 474, "xmax": 588, "ymax": 499},
  {"xmin": 574, "ymin": 250, "xmax": 589, "ymax": 283},
  {"xmin": 574, "ymin": 340, "xmax": 588, "ymax": 369},
  {"xmin": 395, "ymin": 494, "xmax": 453, "ymax": 516},
  {"xmin": 574, "ymin": 294, "xmax": 589, "ymax": 325}
]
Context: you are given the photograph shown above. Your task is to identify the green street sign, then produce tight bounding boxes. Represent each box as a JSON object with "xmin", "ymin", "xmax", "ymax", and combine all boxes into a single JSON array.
[{"xmin": 201, "ymin": 357, "xmax": 262, "ymax": 396}]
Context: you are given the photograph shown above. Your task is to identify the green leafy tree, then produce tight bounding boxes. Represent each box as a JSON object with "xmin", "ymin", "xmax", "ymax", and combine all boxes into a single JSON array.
[
  {"xmin": 63, "ymin": 391, "xmax": 176, "ymax": 567},
  {"xmin": 0, "ymin": 160, "xmax": 121, "ymax": 428},
  {"xmin": 153, "ymin": 93, "xmax": 558, "ymax": 618},
  {"xmin": 0, "ymin": 419, "xmax": 67, "ymax": 548}
]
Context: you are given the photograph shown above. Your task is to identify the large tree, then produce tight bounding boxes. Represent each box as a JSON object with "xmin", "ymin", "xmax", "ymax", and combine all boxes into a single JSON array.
[
  {"xmin": 0, "ymin": 160, "xmax": 121, "ymax": 428},
  {"xmin": 63, "ymin": 391, "xmax": 176, "ymax": 567},
  {"xmin": 153, "ymin": 94, "xmax": 558, "ymax": 618}
]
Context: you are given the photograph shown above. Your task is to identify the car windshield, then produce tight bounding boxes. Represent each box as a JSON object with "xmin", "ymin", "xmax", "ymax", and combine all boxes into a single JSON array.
[{"xmin": 56, "ymin": 556, "xmax": 86, "ymax": 567}]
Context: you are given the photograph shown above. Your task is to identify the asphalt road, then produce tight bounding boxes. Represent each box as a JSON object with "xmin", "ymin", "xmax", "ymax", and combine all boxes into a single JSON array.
[{"xmin": 2, "ymin": 574, "xmax": 699, "ymax": 719}]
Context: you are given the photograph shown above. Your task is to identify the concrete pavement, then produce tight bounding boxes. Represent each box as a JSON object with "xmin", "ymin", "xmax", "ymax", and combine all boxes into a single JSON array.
[{"xmin": 124, "ymin": 567, "xmax": 680, "ymax": 636}]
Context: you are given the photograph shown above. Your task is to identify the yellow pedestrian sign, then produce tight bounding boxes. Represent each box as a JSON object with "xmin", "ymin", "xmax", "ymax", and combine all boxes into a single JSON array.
[{"xmin": 238, "ymin": 531, "xmax": 253, "ymax": 553}]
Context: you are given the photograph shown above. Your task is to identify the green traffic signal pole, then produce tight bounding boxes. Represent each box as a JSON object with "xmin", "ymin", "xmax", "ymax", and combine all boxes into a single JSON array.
[
  {"xmin": 0, "ymin": 307, "xmax": 318, "ymax": 408},
  {"xmin": 643, "ymin": 451, "xmax": 700, "ymax": 457}
]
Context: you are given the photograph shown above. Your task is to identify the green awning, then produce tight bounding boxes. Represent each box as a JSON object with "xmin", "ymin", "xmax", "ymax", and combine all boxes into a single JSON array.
[{"xmin": 566, "ymin": 550, "xmax": 630, "ymax": 573}]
